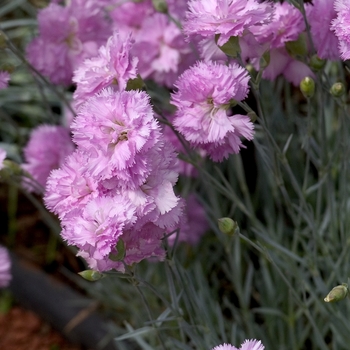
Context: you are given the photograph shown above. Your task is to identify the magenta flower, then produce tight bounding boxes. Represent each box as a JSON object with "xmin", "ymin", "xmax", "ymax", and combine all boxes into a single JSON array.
[
  {"xmin": 22, "ymin": 125, "xmax": 75, "ymax": 190},
  {"xmin": 61, "ymin": 195, "xmax": 136, "ymax": 261},
  {"xmin": 184, "ymin": 0, "xmax": 271, "ymax": 46},
  {"xmin": 26, "ymin": 1, "xmax": 110, "ymax": 85},
  {"xmin": 72, "ymin": 88, "xmax": 161, "ymax": 183},
  {"xmin": 251, "ymin": 2, "xmax": 306, "ymax": 49},
  {"xmin": 171, "ymin": 61, "xmax": 254, "ymax": 161},
  {"xmin": 0, "ymin": 148, "xmax": 6, "ymax": 170},
  {"xmin": 331, "ymin": 0, "xmax": 350, "ymax": 60},
  {"xmin": 44, "ymin": 150, "xmax": 99, "ymax": 219},
  {"xmin": 212, "ymin": 339, "xmax": 264, "ymax": 350},
  {"xmin": 73, "ymin": 31, "xmax": 139, "ymax": 109},
  {"xmin": 308, "ymin": 0, "xmax": 339, "ymax": 60},
  {"xmin": 0, "ymin": 71, "xmax": 10, "ymax": 90},
  {"xmin": 0, "ymin": 245, "xmax": 11, "ymax": 288}
]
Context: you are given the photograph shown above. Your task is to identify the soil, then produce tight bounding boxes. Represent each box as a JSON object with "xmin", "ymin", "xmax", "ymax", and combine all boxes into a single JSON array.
[
  {"xmin": 0, "ymin": 306, "xmax": 82, "ymax": 350},
  {"xmin": 0, "ymin": 184, "xmax": 88, "ymax": 349}
]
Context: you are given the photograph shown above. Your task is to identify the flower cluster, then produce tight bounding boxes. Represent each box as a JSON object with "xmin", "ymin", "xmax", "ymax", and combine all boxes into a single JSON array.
[
  {"xmin": 45, "ymin": 89, "xmax": 183, "ymax": 272},
  {"xmin": 0, "ymin": 71, "xmax": 10, "ymax": 90}
]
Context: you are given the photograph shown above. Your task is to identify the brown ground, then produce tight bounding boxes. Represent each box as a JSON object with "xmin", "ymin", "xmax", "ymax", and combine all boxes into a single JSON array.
[{"xmin": 0, "ymin": 306, "xmax": 82, "ymax": 350}]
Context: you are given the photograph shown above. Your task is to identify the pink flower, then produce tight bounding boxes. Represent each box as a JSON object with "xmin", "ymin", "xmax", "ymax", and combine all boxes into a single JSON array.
[
  {"xmin": 212, "ymin": 339, "xmax": 264, "ymax": 350},
  {"xmin": 308, "ymin": 0, "xmax": 340, "ymax": 60},
  {"xmin": 167, "ymin": 194, "xmax": 208, "ymax": 245},
  {"xmin": 184, "ymin": 0, "xmax": 271, "ymax": 46},
  {"xmin": 251, "ymin": 2, "xmax": 306, "ymax": 49},
  {"xmin": 0, "ymin": 148, "xmax": 6, "ymax": 170},
  {"xmin": 22, "ymin": 125, "xmax": 75, "ymax": 190},
  {"xmin": 72, "ymin": 88, "xmax": 161, "ymax": 183},
  {"xmin": 73, "ymin": 31, "xmax": 138, "ymax": 109},
  {"xmin": 61, "ymin": 195, "xmax": 136, "ymax": 261},
  {"xmin": 44, "ymin": 150, "xmax": 99, "ymax": 219},
  {"xmin": 26, "ymin": 1, "xmax": 110, "ymax": 85},
  {"xmin": 0, "ymin": 245, "xmax": 11, "ymax": 288},
  {"xmin": 261, "ymin": 48, "xmax": 315, "ymax": 86},
  {"xmin": 0, "ymin": 71, "xmax": 10, "ymax": 90},
  {"xmin": 132, "ymin": 13, "xmax": 195, "ymax": 87},
  {"xmin": 331, "ymin": 0, "xmax": 350, "ymax": 60},
  {"xmin": 171, "ymin": 61, "xmax": 254, "ymax": 161}
]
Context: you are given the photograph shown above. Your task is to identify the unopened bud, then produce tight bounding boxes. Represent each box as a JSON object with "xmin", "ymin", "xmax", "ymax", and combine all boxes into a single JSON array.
[
  {"xmin": 78, "ymin": 270, "xmax": 104, "ymax": 281},
  {"xmin": 330, "ymin": 82, "xmax": 345, "ymax": 98},
  {"xmin": 218, "ymin": 217, "xmax": 238, "ymax": 236},
  {"xmin": 259, "ymin": 51, "xmax": 270, "ymax": 69},
  {"xmin": 247, "ymin": 111, "xmax": 257, "ymax": 123},
  {"xmin": 300, "ymin": 76, "xmax": 315, "ymax": 99},
  {"xmin": 309, "ymin": 55, "xmax": 326, "ymax": 71},
  {"xmin": 152, "ymin": 0, "xmax": 168, "ymax": 13},
  {"xmin": 109, "ymin": 239, "xmax": 126, "ymax": 261},
  {"xmin": 217, "ymin": 36, "xmax": 241, "ymax": 58},
  {"xmin": 285, "ymin": 33, "xmax": 308, "ymax": 57},
  {"xmin": 126, "ymin": 74, "xmax": 145, "ymax": 91},
  {"xmin": 324, "ymin": 283, "xmax": 348, "ymax": 303}
]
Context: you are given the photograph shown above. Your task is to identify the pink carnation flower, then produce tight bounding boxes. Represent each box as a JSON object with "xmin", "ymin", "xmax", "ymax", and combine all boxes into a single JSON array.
[
  {"xmin": 73, "ymin": 31, "xmax": 138, "ymax": 109},
  {"xmin": 250, "ymin": 2, "xmax": 305, "ymax": 49},
  {"xmin": 44, "ymin": 150, "xmax": 99, "ymax": 219},
  {"xmin": 167, "ymin": 194, "xmax": 208, "ymax": 245},
  {"xmin": 0, "ymin": 245, "xmax": 11, "ymax": 288},
  {"xmin": 171, "ymin": 61, "xmax": 254, "ymax": 161},
  {"xmin": 212, "ymin": 339, "xmax": 264, "ymax": 350},
  {"xmin": 308, "ymin": 0, "xmax": 339, "ymax": 60},
  {"xmin": 184, "ymin": 0, "xmax": 271, "ymax": 46},
  {"xmin": 62, "ymin": 195, "xmax": 136, "ymax": 262},
  {"xmin": 331, "ymin": 0, "xmax": 350, "ymax": 60},
  {"xmin": 72, "ymin": 88, "xmax": 161, "ymax": 184},
  {"xmin": 0, "ymin": 148, "xmax": 6, "ymax": 170},
  {"xmin": 0, "ymin": 71, "xmax": 10, "ymax": 90},
  {"xmin": 22, "ymin": 125, "xmax": 75, "ymax": 190},
  {"xmin": 26, "ymin": 0, "xmax": 110, "ymax": 85},
  {"xmin": 132, "ymin": 13, "xmax": 195, "ymax": 87}
]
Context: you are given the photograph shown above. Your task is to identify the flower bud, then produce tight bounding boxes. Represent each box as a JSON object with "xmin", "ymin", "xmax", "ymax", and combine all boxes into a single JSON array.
[
  {"xmin": 324, "ymin": 283, "xmax": 348, "ymax": 303},
  {"xmin": 259, "ymin": 51, "xmax": 270, "ymax": 69},
  {"xmin": 109, "ymin": 239, "xmax": 126, "ymax": 261},
  {"xmin": 285, "ymin": 33, "xmax": 308, "ymax": 57},
  {"xmin": 78, "ymin": 270, "xmax": 104, "ymax": 281},
  {"xmin": 126, "ymin": 74, "xmax": 145, "ymax": 91},
  {"xmin": 217, "ymin": 36, "xmax": 241, "ymax": 58},
  {"xmin": 300, "ymin": 76, "xmax": 315, "ymax": 99},
  {"xmin": 247, "ymin": 111, "xmax": 257, "ymax": 123},
  {"xmin": 309, "ymin": 55, "xmax": 326, "ymax": 71},
  {"xmin": 330, "ymin": 82, "xmax": 345, "ymax": 98},
  {"xmin": 152, "ymin": 0, "xmax": 168, "ymax": 13},
  {"xmin": 218, "ymin": 217, "xmax": 239, "ymax": 236}
]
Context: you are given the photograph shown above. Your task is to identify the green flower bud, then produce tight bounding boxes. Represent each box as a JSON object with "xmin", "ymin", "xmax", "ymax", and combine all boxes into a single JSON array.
[
  {"xmin": 300, "ymin": 76, "xmax": 315, "ymax": 99},
  {"xmin": 259, "ymin": 51, "xmax": 270, "ymax": 69},
  {"xmin": 78, "ymin": 270, "xmax": 104, "ymax": 281},
  {"xmin": 285, "ymin": 33, "xmax": 308, "ymax": 57},
  {"xmin": 247, "ymin": 111, "xmax": 257, "ymax": 123},
  {"xmin": 324, "ymin": 283, "xmax": 348, "ymax": 303},
  {"xmin": 330, "ymin": 82, "xmax": 346, "ymax": 98},
  {"xmin": 309, "ymin": 55, "xmax": 326, "ymax": 71},
  {"xmin": 217, "ymin": 36, "xmax": 241, "ymax": 58},
  {"xmin": 126, "ymin": 74, "xmax": 145, "ymax": 91},
  {"xmin": 218, "ymin": 217, "xmax": 239, "ymax": 236},
  {"xmin": 152, "ymin": 0, "xmax": 168, "ymax": 13},
  {"xmin": 109, "ymin": 239, "xmax": 126, "ymax": 261}
]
